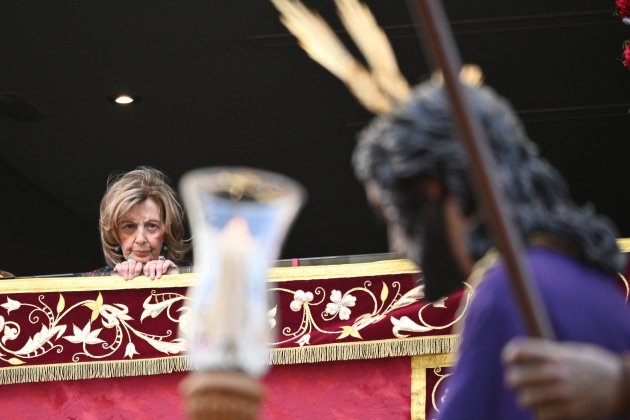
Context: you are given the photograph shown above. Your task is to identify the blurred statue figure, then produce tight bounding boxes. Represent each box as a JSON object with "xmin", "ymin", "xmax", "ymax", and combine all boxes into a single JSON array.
[{"xmin": 352, "ymin": 80, "xmax": 630, "ymax": 419}]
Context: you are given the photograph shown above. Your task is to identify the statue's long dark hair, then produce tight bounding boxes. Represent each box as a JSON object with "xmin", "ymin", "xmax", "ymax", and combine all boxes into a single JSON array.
[{"xmin": 353, "ymin": 81, "xmax": 625, "ymax": 275}]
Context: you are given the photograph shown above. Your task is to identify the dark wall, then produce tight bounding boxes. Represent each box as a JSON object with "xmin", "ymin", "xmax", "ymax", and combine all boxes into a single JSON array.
[{"xmin": 0, "ymin": 160, "xmax": 102, "ymax": 276}]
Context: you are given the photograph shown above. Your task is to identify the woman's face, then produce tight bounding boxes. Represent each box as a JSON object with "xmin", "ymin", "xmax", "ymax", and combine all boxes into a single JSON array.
[{"xmin": 117, "ymin": 198, "xmax": 165, "ymax": 263}]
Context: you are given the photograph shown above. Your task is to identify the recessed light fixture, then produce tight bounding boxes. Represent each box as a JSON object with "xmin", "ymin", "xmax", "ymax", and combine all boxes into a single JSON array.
[
  {"xmin": 107, "ymin": 93, "xmax": 142, "ymax": 105},
  {"xmin": 115, "ymin": 95, "xmax": 134, "ymax": 104}
]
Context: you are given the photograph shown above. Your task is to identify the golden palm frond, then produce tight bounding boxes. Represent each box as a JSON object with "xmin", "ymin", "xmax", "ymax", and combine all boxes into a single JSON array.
[
  {"xmin": 271, "ymin": 0, "xmax": 483, "ymax": 114},
  {"xmin": 270, "ymin": 0, "xmax": 396, "ymax": 114},
  {"xmin": 335, "ymin": 0, "xmax": 410, "ymax": 102}
]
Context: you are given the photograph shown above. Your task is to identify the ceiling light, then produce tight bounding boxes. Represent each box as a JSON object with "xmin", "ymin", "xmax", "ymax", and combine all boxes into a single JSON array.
[
  {"xmin": 115, "ymin": 95, "xmax": 134, "ymax": 104},
  {"xmin": 107, "ymin": 93, "xmax": 142, "ymax": 105}
]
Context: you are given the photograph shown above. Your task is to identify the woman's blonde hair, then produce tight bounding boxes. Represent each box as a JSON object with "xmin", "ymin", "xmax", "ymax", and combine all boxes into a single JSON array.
[{"xmin": 99, "ymin": 166, "xmax": 190, "ymax": 267}]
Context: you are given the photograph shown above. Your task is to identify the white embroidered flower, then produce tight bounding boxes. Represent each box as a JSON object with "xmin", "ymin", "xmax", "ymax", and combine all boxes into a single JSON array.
[
  {"xmin": 297, "ymin": 334, "xmax": 311, "ymax": 347},
  {"xmin": 2, "ymin": 325, "xmax": 18, "ymax": 344},
  {"xmin": 268, "ymin": 306, "xmax": 277, "ymax": 329},
  {"xmin": 124, "ymin": 342, "xmax": 140, "ymax": 359},
  {"xmin": 1, "ymin": 297, "xmax": 21, "ymax": 314},
  {"xmin": 15, "ymin": 325, "xmax": 66, "ymax": 356},
  {"xmin": 63, "ymin": 322, "xmax": 105, "ymax": 345},
  {"xmin": 142, "ymin": 336, "xmax": 186, "ymax": 354},
  {"xmin": 290, "ymin": 290, "xmax": 314, "ymax": 312},
  {"xmin": 0, "ymin": 315, "xmax": 4, "ymax": 331},
  {"xmin": 391, "ymin": 316, "xmax": 433, "ymax": 338},
  {"xmin": 140, "ymin": 295, "xmax": 181, "ymax": 322},
  {"xmin": 325, "ymin": 290, "xmax": 356, "ymax": 321}
]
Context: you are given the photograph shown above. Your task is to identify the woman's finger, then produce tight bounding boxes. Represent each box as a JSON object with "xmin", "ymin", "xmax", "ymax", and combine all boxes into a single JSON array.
[
  {"xmin": 132, "ymin": 261, "xmax": 143, "ymax": 279},
  {"xmin": 154, "ymin": 261, "xmax": 164, "ymax": 279}
]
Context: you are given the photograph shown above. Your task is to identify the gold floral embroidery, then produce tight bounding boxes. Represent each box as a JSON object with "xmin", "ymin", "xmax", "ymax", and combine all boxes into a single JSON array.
[
  {"xmin": 269, "ymin": 280, "xmax": 409, "ymax": 345},
  {"xmin": 0, "ymin": 290, "xmax": 189, "ymax": 366},
  {"xmin": 392, "ymin": 283, "xmax": 473, "ymax": 338},
  {"xmin": 269, "ymin": 280, "xmax": 471, "ymax": 346}
]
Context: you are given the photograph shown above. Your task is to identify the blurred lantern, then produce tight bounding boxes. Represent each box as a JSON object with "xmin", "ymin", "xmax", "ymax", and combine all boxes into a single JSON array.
[{"xmin": 178, "ymin": 167, "xmax": 305, "ymax": 419}]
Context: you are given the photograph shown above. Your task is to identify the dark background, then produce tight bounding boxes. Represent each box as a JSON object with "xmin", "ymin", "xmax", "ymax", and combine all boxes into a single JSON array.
[{"xmin": 1, "ymin": 0, "xmax": 629, "ymax": 276}]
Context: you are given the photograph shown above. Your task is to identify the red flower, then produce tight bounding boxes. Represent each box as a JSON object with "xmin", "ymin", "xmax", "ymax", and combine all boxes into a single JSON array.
[
  {"xmin": 617, "ymin": 0, "xmax": 630, "ymax": 18},
  {"xmin": 624, "ymin": 41, "xmax": 630, "ymax": 70}
]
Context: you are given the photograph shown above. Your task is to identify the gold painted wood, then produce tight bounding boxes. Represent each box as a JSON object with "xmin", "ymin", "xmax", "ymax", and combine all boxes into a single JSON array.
[{"xmin": 0, "ymin": 259, "xmax": 419, "ymax": 294}]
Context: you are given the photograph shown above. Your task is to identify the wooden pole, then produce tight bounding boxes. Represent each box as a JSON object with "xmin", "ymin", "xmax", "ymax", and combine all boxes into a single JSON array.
[{"xmin": 406, "ymin": 0, "xmax": 554, "ymax": 339}]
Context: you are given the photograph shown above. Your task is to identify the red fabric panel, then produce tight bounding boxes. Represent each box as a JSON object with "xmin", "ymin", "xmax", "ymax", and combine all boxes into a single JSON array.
[
  {"xmin": 262, "ymin": 357, "xmax": 412, "ymax": 419},
  {"xmin": 1, "ymin": 373, "xmax": 187, "ymax": 419},
  {"xmin": 0, "ymin": 358, "xmax": 412, "ymax": 419}
]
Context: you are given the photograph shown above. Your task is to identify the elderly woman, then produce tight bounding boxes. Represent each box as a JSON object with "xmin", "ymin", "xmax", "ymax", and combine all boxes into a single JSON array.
[{"xmin": 89, "ymin": 166, "xmax": 190, "ymax": 280}]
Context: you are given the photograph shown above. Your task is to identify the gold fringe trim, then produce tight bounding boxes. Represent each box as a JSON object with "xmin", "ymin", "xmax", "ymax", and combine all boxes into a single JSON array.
[
  {"xmin": 0, "ymin": 336, "xmax": 456, "ymax": 385},
  {"xmin": 267, "ymin": 335, "xmax": 457, "ymax": 365},
  {"xmin": 0, "ymin": 356, "xmax": 194, "ymax": 386}
]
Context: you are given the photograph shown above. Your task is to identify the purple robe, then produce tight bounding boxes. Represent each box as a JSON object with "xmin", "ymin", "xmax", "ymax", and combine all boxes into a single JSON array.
[{"xmin": 435, "ymin": 246, "xmax": 630, "ymax": 420}]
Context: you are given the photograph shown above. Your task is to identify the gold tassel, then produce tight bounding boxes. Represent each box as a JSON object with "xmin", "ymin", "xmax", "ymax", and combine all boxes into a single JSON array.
[
  {"xmin": 0, "ymin": 336, "xmax": 457, "ymax": 385},
  {"xmin": 267, "ymin": 335, "xmax": 457, "ymax": 365},
  {"xmin": 0, "ymin": 356, "xmax": 194, "ymax": 385}
]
